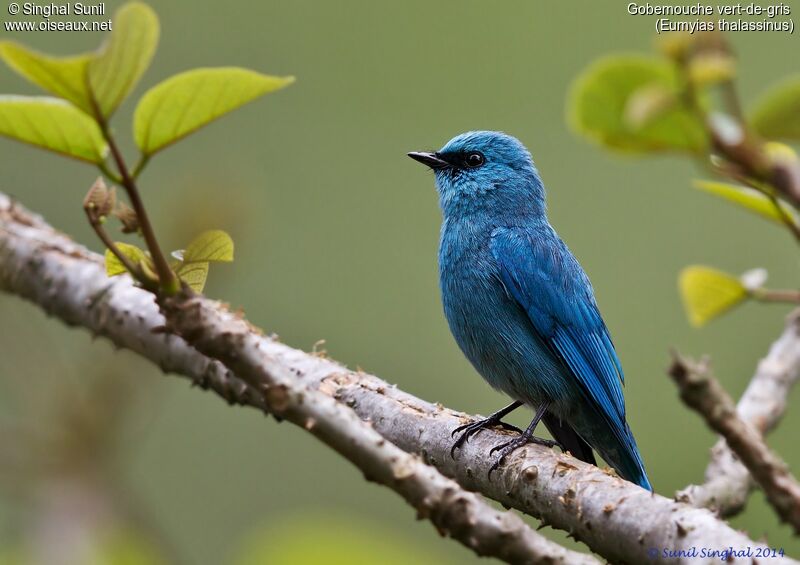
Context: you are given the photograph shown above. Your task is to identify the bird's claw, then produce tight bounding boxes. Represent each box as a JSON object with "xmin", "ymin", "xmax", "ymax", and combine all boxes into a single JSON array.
[
  {"xmin": 449, "ymin": 418, "xmax": 523, "ymax": 458},
  {"xmin": 450, "ymin": 420, "xmax": 484, "ymax": 458},
  {"xmin": 450, "ymin": 422, "xmax": 471, "ymax": 438},
  {"xmin": 487, "ymin": 435, "xmax": 560, "ymax": 478}
]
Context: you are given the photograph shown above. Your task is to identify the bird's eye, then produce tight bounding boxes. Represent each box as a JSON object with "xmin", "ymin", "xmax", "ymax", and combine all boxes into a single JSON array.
[{"xmin": 464, "ymin": 152, "xmax": 485, "ymax": 168}]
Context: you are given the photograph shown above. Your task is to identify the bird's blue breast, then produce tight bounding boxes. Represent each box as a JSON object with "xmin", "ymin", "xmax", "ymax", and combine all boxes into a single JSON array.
[{"xmin": 438, "ymin": 217, "xmax": 570, "ymax": 407}]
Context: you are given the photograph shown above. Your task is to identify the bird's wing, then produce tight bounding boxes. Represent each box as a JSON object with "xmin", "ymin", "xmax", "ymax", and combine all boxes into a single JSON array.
[{"xmin": 490, "ymin": 226, "xmax": 626, "ymax": 435}]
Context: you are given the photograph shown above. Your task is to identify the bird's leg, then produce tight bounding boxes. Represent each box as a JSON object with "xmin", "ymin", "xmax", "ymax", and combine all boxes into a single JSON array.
[
  {"xmin": 450, "ymin": 400, "xmax": 523, "ymax": 458},
  {"xmin": 488, "ymin": 401, "xmax": 559, "ymax": 476}
]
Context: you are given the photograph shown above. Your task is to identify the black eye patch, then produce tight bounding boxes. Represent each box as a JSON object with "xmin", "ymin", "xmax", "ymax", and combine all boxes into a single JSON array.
[{"xmin": 436, "ymin": 151, "xmax": 486, "ymax": 170}]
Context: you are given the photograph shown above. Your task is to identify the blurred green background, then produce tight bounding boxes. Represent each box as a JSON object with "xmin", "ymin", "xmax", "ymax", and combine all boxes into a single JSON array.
[{"xmin": 1, "ymin": 1, "xmax": 798, "ymax": 563}]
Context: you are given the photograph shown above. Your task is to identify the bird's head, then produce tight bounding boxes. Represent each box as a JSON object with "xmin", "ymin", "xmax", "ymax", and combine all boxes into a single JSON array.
[{"xmin": 408, "ymin": 131, "xmax": 545, "ymax": 218}]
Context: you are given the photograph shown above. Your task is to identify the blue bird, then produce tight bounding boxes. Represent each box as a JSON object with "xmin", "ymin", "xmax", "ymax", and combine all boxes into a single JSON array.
[{"xmin": 408, "ymin": 131, "xmax": 651, "ymax": 490}]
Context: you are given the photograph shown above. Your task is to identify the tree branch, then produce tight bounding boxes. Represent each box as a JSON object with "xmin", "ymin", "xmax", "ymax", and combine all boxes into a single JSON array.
[
  {"xmin": 95, "ymin": 116, "xmax": 179, "ymax": 294},
  {"xmin": 0, "ymin": 196, "xmax": 593, "ymax": 565},
  {"xmin": 161, "ymin": 296, "xmax": 601, "ymax": 565},
  {"xmin": 668, "ymin": 353, "xmax": 800, "ymax": 533},
  {"xmin": 0, "ymin": 193, "xmax": 792, "ymax": 565},
  {"xmin": 675, "ymin": 313, "xmax": 800, "ymax": 517}
]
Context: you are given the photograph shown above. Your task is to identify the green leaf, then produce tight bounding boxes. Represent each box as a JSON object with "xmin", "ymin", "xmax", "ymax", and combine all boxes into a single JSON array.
[
  {"xmin": 169, "ymin": 231, "xmax": 233, "ymax": 292},
  {"xmin": 175, "ymin": 261, "xmax": 209, "ymax": 292},
  {"xmin": 624, "ymin": 83, "xmax": 676, "ymax": 129},
  {"xmin": 694, "ymin": 180, "xmax": 798, "ymax": 226},
  {"xmin": 750, "ymin": 76, "xmax": 800, "ymax": 140},
  {"xmin": 89, "ymin": 2, "xmax": 159, "ymax": 118},
  {"xmin": 678, "ymin": 266, "xmax": 747, "ymax": 327},
  {"xmin": 0, "ymin": 41, "xmax": 93, "ymax": 114},
  {"xmin": 568, "ymin": 55, "xmax": 707, "ymax": 154},
  {"xmin": 133, "ymin": 67, "xmax": 294, "ymax": 155},
  {"xmin": 0, "ymin": 3, "xmax": 159, "ymax": 120},
  {"xmin": 687, "ymin": 52, "xmax": 735, "ymax": 86},
  {"xmin": 105, "ymin": 242, "xmax": 148, "ymax": 276},
  {"xmin": 183, "ymin": 230, "xmax": 234, "ymax": 263},
  {"xmin": 0, "ymin": 96, "xmax": 107, "ymax": 163}
]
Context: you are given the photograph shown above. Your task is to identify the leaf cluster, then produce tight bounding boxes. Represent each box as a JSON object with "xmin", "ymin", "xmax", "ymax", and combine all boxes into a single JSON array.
[
  {"xmin": 0, "ymin": 2, "xmax": 293, "ymax": 293},
  {"xmin": 107, "ymin": 229, "xmax": 234, "ymax": 292},
  {"xmin": 568, "ymin": 32, "xmax": 800, "ymax": 326}
]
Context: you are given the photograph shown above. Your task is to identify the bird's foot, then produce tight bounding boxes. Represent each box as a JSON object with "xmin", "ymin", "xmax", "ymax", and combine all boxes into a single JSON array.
[
  {"xmin": 450, "ymin": 417, "xmax": 522, "ymax": 458},
  {"xmin": 488, "ymin": 434, "xmax": 560, "ymax": 477}
]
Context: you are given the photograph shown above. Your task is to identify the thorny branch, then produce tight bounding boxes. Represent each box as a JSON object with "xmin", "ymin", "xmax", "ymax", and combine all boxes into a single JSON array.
[
  {"xmin": 0, "ymin": 197, "xmax": 593, "ymax": 565},
  {"xmin": 157, "ymin": 295, "xmax": 597, "ymax": 565},
  {"xmin": 668, "ymin": 353, "xmax": 800, "ymax": 534},
  {"xmin": 0, "ymin": 193, "xmax": 796, "ymax": 565},
  {"xmin": 676, "ymin": 312, "xmax": 800, "ymax": 517}
]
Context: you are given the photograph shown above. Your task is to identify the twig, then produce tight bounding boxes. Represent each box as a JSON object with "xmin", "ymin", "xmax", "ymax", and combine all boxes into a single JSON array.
[
  {"xmin": 0, "ymin": 194, "xmax": 596, "ymax": 565},
  {"xmin": 753, "ymin": 289, "xmax": 800, "ymax": 304},
  {"xmin": 764, "ymin": 191, "xmax": 800, "ymax": 244},
  {"xmin": 84, "ymin": 211, "xmax": 140, "ymax": 280},
  {"xmin": 708, "ymin": 122, "xmax": 800, "ymax": 210},
  {"xmin": 668, "ymin": 352, "xmax": 800, "ymax": 533},
  {"xmin": 677, "ymin": 311, "xmax": 800, "ymax": 516},
  {"xmin": 100, "ymin": 126, "xmax": 179, "ymax": 294},
  {"xmin": 0, "ymin": 193, "xmax": 784, "ymax": 565},
  {"xmin": 87, "ymin": 92, "xmax": 177, "ymax": 294},
  {"xmin": 679, "ymin": 36, "xmax": 800, "ymax": 217}
]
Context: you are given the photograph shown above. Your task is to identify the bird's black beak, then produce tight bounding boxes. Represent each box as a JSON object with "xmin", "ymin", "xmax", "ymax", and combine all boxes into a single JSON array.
[{"xmin": 407, "ymin": 151, "xmax": 449, "ymax": 170}]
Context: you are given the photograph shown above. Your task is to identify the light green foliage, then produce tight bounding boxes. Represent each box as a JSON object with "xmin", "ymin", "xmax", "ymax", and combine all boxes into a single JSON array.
[
  {"xmin": 624, "ymin": 83, "xmax": 675, "ymax": 129},
  {"xmin": 0, "ymin": 42, "xmax": 94, "ymax": 114},
  {"xmin": 170, "ymin": 230, "xmax": 234, "ymax": 291},
  {"xmin": 573, "ymin": 37, "xmax": 800, "ymax": 329},
  {"xmin": 133, "ymin": 68, "xmax": 294, "ymax": 155},
  {"xmin": 89, "ymin": 2, "xmax": 159, "ymax": 119},
  {"xmin": 568, "ymin": 55, "xmax": 707, "ymax": 153},
  {"xmin": 105, "ymin": 242, "xmax": 149, "ymax": 276},
  {"xmin": 0, "ymin": 3, "xmax": 159, "ymax": 120},
  {"xmin": 750, "ymin": 76, "xmax": 800, "ymax": 141},
  {"xmin": 678, "ymin": 266, "xmax": 748, "ymax": 327},
  {"xmin": 174, "ymin": 261, "xmax": 210, "ymax": 292},
  {"xmin": 694, "ymin": 180, "xmax": 797, "ymax": 226},
  {"xmin": 686, "ymin": 52, "xmax": 735, "ymax": 86},
  {"xmin": 0, "ymin": 96, "xmax": 107, "ymax": 163},
  {"xmin": 0, "ymin": 1, "xmax": 292, "ymax": 294},
  {"xmin": 0, "ymin": 1, "xmax": 160, "ymax": 163},
  {"xmin": 183, "ymin": 229, "xmax": 234, "ymax": 263}
]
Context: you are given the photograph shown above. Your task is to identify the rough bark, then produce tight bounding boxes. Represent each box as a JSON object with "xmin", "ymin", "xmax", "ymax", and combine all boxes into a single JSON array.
[
  {"xmin": 0, "ymin": 194, "xmax": 595, "ymax": 565},
  {"xmin": 669, "ymin": 354, "xmax": 800, "ymax": 533},
  {"xmin": 676, "ymin": 313, "xmax": 800, "ymax": 517},
  {"xmin": 0, "ymin": 193, "xmax": 793, "ymax": 565}
]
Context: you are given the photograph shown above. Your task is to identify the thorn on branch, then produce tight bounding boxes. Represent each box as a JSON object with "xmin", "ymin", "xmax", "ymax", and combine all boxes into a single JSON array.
[{"xmin": 668, "ymin": 351, "xmax": 800, "ymax": 534}]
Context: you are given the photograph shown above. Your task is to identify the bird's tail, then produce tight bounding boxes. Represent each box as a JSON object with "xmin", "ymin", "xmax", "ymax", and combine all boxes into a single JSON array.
[
  {"xmin": 604, "ymin": 423, "xmax": 652, "ymax": 491},
  {"xmin": 547, "ymin": 412, "xmax": 652, "ymax": 491},
  {"xmin": 543, "ymin": 413, "xmax": 596, "ymax": 467}
]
